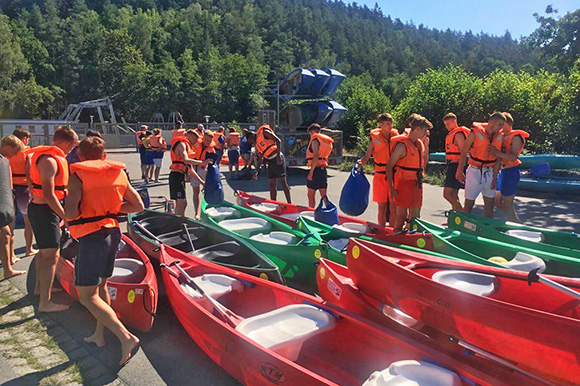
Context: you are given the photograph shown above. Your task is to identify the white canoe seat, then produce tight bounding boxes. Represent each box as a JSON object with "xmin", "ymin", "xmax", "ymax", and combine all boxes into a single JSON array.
[
  {"xmin": 363, "ymin": 360, "xmax": 462, "ymax": 386},
  {"xmin": 250, "ymin": 231, "xmax": 297, "ymax": 245},
  {"xmin": 181, "ymin": 274, "xmax": 244, "ymax": 311},
  {"xmin": 328, "ymin": 238, "xmax": 350, "ymax": 251},
  {"xmin": 492, "ymin": 252, "xmax": 546, "ymax": 273},
  {"xmin": 110, "ymin": 258, "xmax": 146, "ymax": 283},
  {"xmin": 280, "ymin": 211, "xmax": 316, "ymax": 222},
  {"xmin": 332, "ymin": 222, "xmax": 369, "ymax": 234},
  {"xmin": 206, "ymin": 206, "xmax": 241, "ymax": 222},
  {"xmin": 432, "ymin": 270, "xmax": 498, "ymax": 297},
  {"xmin": 250, "ymin": 202, "xmax": 280, "ymax": 214},
  {"xmin": 235, "ymin": 304, "xmax": 336, "ymax": 361},
  {"xmin": 505, "ymin": 229, "xmax": 545, "ymax": 243},
  {"xmin": 219, "ymin": 217, "xmax": 271, "ymax": 237},
  {"xmin": 381, "ymin": 305, "xmax": 423, "ymax": 329}
]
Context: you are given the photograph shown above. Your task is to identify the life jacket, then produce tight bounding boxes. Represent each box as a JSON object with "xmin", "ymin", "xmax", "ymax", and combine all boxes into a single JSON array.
[
  {"xmin": 468, "ymin": 123, "xmax": 503, "ymax": 168},
  {"xmin": 169, "ymin": 136, "xmax": 192, "ymax": 173},
  {"xmin": 501, "ymin": 129, "xmax": 529, "ymax": 168},
  {"xmin": 149, "ymin": 134, "xmax": 166, "ymax": 152},
  {"xmin": 142, "ymin": 136, "xmax": 153, "ymax": 150},
  {"xmin": 370, "ymin": 128, "xmax": 399, "ymax": 173},
  {"xmin": 391, "ymin": 136, "xmax": 425, "ymax": 187},
  {"xmin": 256, "ymin": 125, "xmax": 278, "ymax": 159},
  {"xmin": 172, "ymin": 128, "xmax": 186, "ymax": 138},
  {"xmin": 192, "ymin": 140, "xmax": 215, "ymax": 162},
  {"xmin": 68, "ymin": 160, "xmax": 128, "ymax": 239},
  {"xmin": 306, "ymin": 133, "xmax": 334, "ymax": 167},
  {"xmin": 9, "ymin": 146, "xmax": 33, "ymax": 187},
  {"xmin": 227, "ymin": 132, "xmax": 240, "ymax": 147},
  {"xmin": 213, "ymin": 132, "xmax": 225, "ymax": 150},
  {"xmin": 445, "ymin": 126, "xmax": 471, "ymax": 163},
  {"xmin": 29, "ymin": 146, "xmax": 69, "ymax": 200},
  {"xmin": 136, "ymin": 130, "xmax": 145, "ymax": 146}
]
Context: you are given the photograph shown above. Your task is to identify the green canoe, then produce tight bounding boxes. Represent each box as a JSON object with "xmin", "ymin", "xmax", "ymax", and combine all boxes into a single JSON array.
[
  {"xmin": 200, "ymin": 200, "xmax": 345, "ymax": 285},
  {"xmin": 447, "ymin": 210, "xmax": 580, "ymax": 251},
  {"xmin": 413, "ymin": 218, "xmax": 580, "ymax": 277}
]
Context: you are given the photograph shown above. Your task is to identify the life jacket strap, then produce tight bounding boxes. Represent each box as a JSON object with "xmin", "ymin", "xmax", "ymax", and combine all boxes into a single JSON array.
[
  {"xmin": 69, "ymin": 213, "xmax": 119, "ymax": 226},
  {"xmin": 32, "ymin": 183, "xmax": 66, "ymax": 191}
]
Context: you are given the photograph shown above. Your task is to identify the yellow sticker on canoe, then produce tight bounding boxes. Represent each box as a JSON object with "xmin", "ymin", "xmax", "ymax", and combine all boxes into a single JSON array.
[
  {"xmin": 127, "ymin": 290, "xmax": 135, "ymax": 304},
  {"xmin": 412, "ymin": 224, "xmax": 418, "ymax": 231},
  {"xmin": 417, "ymin": 238, "xmax": 426, "ymax": 248},
  {"xmin": 314, "ymin": 249, "xmax": 322, "ymax": 259},
  {"xmin": 259, "ymin": 273, "xmax": 269, "ymax": 280},
  {"xmin": 352, "ymin": 246, "xmax": 360, "ymax": 259},
  {"xmin": 319, "ymin": 267, "xmax": 326, "ymax": 280},
  {"xmin": 454, "ymin": 216, "xmax": 461, "ymax": 225}
]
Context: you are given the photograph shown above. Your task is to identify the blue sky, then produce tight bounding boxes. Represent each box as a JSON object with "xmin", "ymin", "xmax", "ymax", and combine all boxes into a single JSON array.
[{"xmin": 356, "ymin": 0, "xmax": 578, "ymax": 38}]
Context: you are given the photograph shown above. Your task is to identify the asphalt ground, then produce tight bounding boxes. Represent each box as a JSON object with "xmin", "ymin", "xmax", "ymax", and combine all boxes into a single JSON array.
[{"xmin": 2, "ymin": 148, "xmax": 580, "ymax": 385}]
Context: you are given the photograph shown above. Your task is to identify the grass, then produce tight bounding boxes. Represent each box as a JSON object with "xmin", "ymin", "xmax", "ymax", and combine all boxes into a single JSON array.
[{"xmin": 39, "ymin": 364, "xmax": 84, "ymax": 386}]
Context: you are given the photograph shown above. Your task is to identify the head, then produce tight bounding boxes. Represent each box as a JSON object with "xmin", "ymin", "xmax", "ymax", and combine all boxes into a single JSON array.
[
  {"xmin": 376, "ymin": 113, "xmax": 393, "ymax": 132},
  {"xmin": 408, "ymin": 113, "xmax": 421, "ymax": 128},
  {"xmin": 197, "ymin": 124, "xmax": 205, "ymax": 132},
  {"xmin": 145, "ymin": 131, "xmax": 152, "ymax": 137},
  {"xmin": 141, "ymin": 124, "xmax": 148, "ymax": 132},
  {"xmin": 409, "ymin": 116, "xmax": 433, "ymax": 140},
  {"xmin": 185, "ymin": 129, "xmax": 200, "ymax": 145},
  {"xmin": 218, "ymin": 126, "xmax": 225, "ymax": 134},
  {"xmin": 203, "ymin": 130, "xmax": 214, "ymax": 146},
  {"xmin": 308, "ymin": 123, "xmax": 322, "ymax": 137},
  {"xmin": 153, "ymin": 128, "xmax": 161, "ymax": 136},
  {"xmin": 52, "ymin": 125, "xmax": 78, "ymax": 155},
  {"xmin": 0, "ymin": 135, "xmax": 25, "ymax": 158},
  {"xmin": 12, "ymin": 129, "xmax": 31, "ymax": 146},
  {"xmin": 242, "ymin": 128, "xmax": 249, "ymax": 135},
  {"xmin": 502, "ymin": 112, "xmax": 514, "ymax": 131},
  {"xmin": 86, "ymin": 130, "xmax": 102, "ymax": 139},
  {"xmin": 443, "ymin": 113, "xmax": 458, "ymax": 131},
  {"xmin": 229, "ymin": 127, "xmax": 237, "ymax": 134},
  {"xmin": 175, "ymin": 123, "xmax": 183, "ymax": 131},
  {"xmin": 246, "ymin": 132, "xmax": 256, "ymax": 144},
  {"xmin": 78, "ymin": 136, "xmax": 106, "ymax": 161},
  {"xmin": 486, "ymin": 112, "xmax": 506, "ymax": 134}
]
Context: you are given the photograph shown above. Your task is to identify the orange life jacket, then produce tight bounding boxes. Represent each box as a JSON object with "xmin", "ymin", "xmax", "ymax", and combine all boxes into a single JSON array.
[
  {"xmin": 445, "ymin": 126, "xmax": 471, "ymax": 163},
  {"xmin": 213, "ymin": 132, "xmax": 225, "ymax": 150},
  {"xmin": 227, "ymin": 132, "xmax": 240, "ymax": 147},
  {"xmin": 169, "ymin": 136, "xmax": 192, "ymax": 173},
  {"xmin": 149, "ymin": 134, "xmax": 166, "ymax": 152},
  {"xmin": 306, "ymin": 133, "xmax": 334, "ymax": 168},
  {"xmin": 468, "ymin": 124, "xmax": 503, "ymax": 168},
  {"xmin": 256, "ymin": 125, "xmax": 278, "ymax": 159},
  {"xmin": 192, "ymin": 140, "xmax": 215, "ymax": 162},
  {"xmin": 501, "ymin": 129, "xmax": 529, "ymax": 168},
  {"xmin": 391, "ymin": 137, "xmax": 425, "ymax": 186},
  {"xmin": 29, "ymin": 146, "xmax": 69, "ymax": 200},
  {"xmin": 136, "ymin": 130, "xmax": 146, "ymax": 146},
  {"xmin": 68, "ymin": 160, "xmax": 128, "ymax": 239},
  {"xmin": 370, "ymin": 128, "xmax": 399, "ymax": 173},
  {"xmin": 9, "ymin": 146, "xmax": 33, "ymax": 187}
]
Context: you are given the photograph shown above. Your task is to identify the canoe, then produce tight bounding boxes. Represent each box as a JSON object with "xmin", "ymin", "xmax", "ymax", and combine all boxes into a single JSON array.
[
  {"xmin": 428, "ymin": 152, "xmax": 580, "ymax": 169},
  {"xmin": 127, "ymin": 210, "xmax": 284, "ymax": 284},
  {"xmin": 277, "ymin": 68, "xmax": 316, "ymax": 100},
  {"xmin": 56, "ymin": 234, "xmax": 157, "ymax": 332},
  {"xmin": 518, "ymin": 177, "xmax": 580, "ymax": 195},
  {"xmin": 308, "ymin": 69, "xmax": 331, "ymax": 96},
  {"xmin": 346, "ymin": 237, "xmax": 580, "ymax": 385},
  {"xmin": 413, "ymin": 218, "xmax": 580, "ymax": 277},
  {"xmin": 235, "ymin": 190, "xmax": 435, "ymax": 250},
  {"xmin": 160, "ymin": 243, "xmax": 541, "ymax": 386},
  {"xmin": 322, "ymin": 101, "xmax": 347, "ymax": 127},
  {"xmin": 447, "ymin": 210, "xmax": 580, "ymax": 251},
  {"xmin": 200, "ymin": 200, "xmax": 345, "ymax": 284},
  {"xmin": 321, "ymin": 68, "xmax": 345, "ymax": 96}
]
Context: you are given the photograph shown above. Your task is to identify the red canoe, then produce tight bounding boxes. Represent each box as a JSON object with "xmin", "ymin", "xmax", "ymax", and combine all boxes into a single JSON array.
[
  {"xmin": 347, "ymin": 238, "xmax": 580, "ymax": 385},
  {"xmin": 56, "ymin": 235, "xmax": 158, "ymax": 332},
  {"xmin": 160, "ymin": 243, "xmax": 543, "ymax": 386},
  {"xmin": 235, "ymin": 190, "xmax": 434, "ymax": 250}
]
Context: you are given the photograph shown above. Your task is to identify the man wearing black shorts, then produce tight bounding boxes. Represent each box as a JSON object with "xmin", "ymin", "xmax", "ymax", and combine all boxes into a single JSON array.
[
  {"xmin": 443, "ymin": 113, "xmax": 470, "ymax": 211},
  {"xmin": 306, "ymin": 124, "xmax": 334, "ymax": 208},
  {"xmin": 254, "ymin": 125, "xmax": 291, "ymax": 203}
]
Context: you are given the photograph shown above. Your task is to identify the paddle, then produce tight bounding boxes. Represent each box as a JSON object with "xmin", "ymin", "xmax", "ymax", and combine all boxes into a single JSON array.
[
  {"xmin": 527, "ymin": 267, "xmax": 580, "ymax": 301},
  {"xmin": 132, "ymin": 221, "xmax": 163, "ymax": 244},
  {"xmin": 182, "ymin": 223, "xmax": 196, "ymax": 252}
]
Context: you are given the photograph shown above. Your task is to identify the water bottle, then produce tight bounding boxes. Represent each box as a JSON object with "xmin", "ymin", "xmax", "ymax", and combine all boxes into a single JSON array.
[{"xmin": 166, "ymin": 200, "xmax": 175, "ymax": 214}]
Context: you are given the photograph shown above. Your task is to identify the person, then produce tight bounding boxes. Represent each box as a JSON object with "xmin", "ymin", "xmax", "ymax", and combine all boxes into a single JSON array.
[
  {"xmin": 141, "ymin": 131, "xmax": 155, "ymax": 183},
  {"xmin": 358, "ymin": 113, "xmax": 400, "ymax": 227},
  {"xmin": 148, "ymin": 128, "xmax": 166, "ymax": 183},
  {"xmin": 213, "ymin": 126, "xmax": 226, "ymax": 164},
  {"xmin": 67, "ymin": 130, "xmax": 103, "ymax": 166},
  {"xmin": 189, "ymin": 130, "xmax": 216, "ymax": 219},
  {"xmin": 240, "ymin": 129, "xmax": 255, "ymax": 171},
  {"xmin": 168, "ymin": 126, "xmax": 209, "ymax": 216},
  {"xmin": 306, "ymin": 124, "xmax": 334, "ymax": 208},
  {"xmin": 492, "ymin": 112, "xmax": 529, "ymax": 222},
  {"xmin": 404, "ymin": 113, "xmax": 430, "ymax": 166},
  {"xmin": 28, "ymin": 125, "xmax": 78, "ymax": 312},
  {"xmin": 1, "ymin": 134, "xmax": 37, "ymax": 259},
  {"xmin": 456, "ymin": 112, "xmax": 506, "ymax": 217},
  {"xmin": 253, "ymin": 125, "xmax": 291, "ymax": 203},
  {"xmin": 386, "ymin": 116, "xmax": 432, "ymax": 230},
  {"xmin": 136, "ymin": 125, "xmax": 148, "ymax": 179},
  {"xmin": 226, "ymin": 127, "xmax": 241, "ymax": 178},
  {"xmin": 443, "ymin": 113, "xmax": 471, "ymax": 211},
  {"xmin": 64, "ymin": 136, "xmax": 142, "ymax": 365}
]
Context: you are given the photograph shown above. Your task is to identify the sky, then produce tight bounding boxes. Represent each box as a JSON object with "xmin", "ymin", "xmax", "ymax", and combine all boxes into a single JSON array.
[{"xmin": 356, "ymin": 0, "xmax": 578, "ymax": 38}]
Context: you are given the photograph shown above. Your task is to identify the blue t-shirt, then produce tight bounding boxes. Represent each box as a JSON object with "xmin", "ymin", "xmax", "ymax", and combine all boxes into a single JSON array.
[{"xmin": 240, "ymin": 136, "xmax": 251, "ymax": 154}]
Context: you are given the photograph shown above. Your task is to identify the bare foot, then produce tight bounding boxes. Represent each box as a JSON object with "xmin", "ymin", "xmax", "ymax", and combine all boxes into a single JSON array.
[
  {"xmin": 84, "ymin": 333, "xmax": 106, "ymax": 348},
  {"xmin": 154, "ymin": 180, "xmax": 160, "ymax": 183},
  {"xmin": 26, "ymin": 248, "xmax": 39, "ymax": 257},
  {"xmin": 10, "ymin": 257, "xmax": 20, "ymax": 265},
  {"xmin": 3, "ymin": 270, "xmax": 26, "ymax": 279},
  {"xmin": 38, "ymin": 302, "xmax": 70, "ymax": 313},
  {"xmin": 119, "ymin": 335, "xmax": 140, "ymax": 366}
]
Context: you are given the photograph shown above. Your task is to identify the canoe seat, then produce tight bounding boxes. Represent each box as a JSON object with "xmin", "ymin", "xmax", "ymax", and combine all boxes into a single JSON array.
[
  {"xmin": 156, "ymin": 227, "xmax": 204, "ymax": 249},
  {"xmin": 328, "ymin": 238, "xmax": 349, "ymax": 251},
  {"xmin": 363, "ymin": 360, "xmax": 461, "ymax": 386},
  {"xmin": 280, "ymin": 211, "xmax": 315, "ymax": 222},
  {"xmin": 332, "ymin": 222, "xmax": 369, "ymax": 234},
  {"xmin": 432, "ymin": 270, "xmax": 498, "ymax": 297},
  {"xmin": 181, "ymin": 274, "xmax": 244, "ymax": 312},
  {"xmin": 206, "ymin": 206, "xmax": 241, "ymax": 222},
  {"xmin": 381, "ymin": 305, "xmax": 423, "ymax": 329},
  {"xmin": 194, "ymin": 241, "xmax": 257, "ymax": 266},
  {"xmin": 235, "ymin": 304, "xmax": 337, "ymax": 361},
  {"xmin": 492, "ymin": 252, "xmax": 546, "ymax": 273},
  {"xmin": 504, "ymin": 229, "xmax": 545, "ymax": 243},
  {"xmin": 250, "ymin": 202, "xmax": 280, "ymax": 214},
  {"xmin": 219, "ymin": 217, "xmax": 272, "ymax": 237},
  {"xmin": 138, "ymin": 216, "xmax": 180, "ymax": 234},
  {"xmin": 250, "ymin": 232, "xmax": 297, "ymax": 245},
  {"xmin": 117, "ymin": 239, "xmax": 132, "ymax": 254},
  {"xmin": 110, "ymin": 258, "xmax": 146, "ymax": 283}
]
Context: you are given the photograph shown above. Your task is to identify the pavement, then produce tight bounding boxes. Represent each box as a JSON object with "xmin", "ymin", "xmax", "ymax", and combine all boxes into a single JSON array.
[{"xmin": 1, "ymin": 148, "xmax": 579, "ymax": 386}]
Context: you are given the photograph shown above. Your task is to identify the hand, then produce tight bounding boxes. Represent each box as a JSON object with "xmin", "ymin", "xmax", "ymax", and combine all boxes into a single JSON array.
[
  {"xmin": 276, "ymin": 156, "xmax": 282, "ymax": 165},
  {"xmin": 201, "ymin": 179, "xmax": 206, "ymax": 187},
  {"xmin": 491, "ymin": 176, "xmax": 497, "ymax": 190},
  {"xmin": 203, "ymin": 159, "xmax": 213, "ymax": 166},
  {"xmin": 456, "ymin": 170, "xmax": 465, "ymax": 184},
  {"xmin": 488, "ymin": 146, "xmax": 500, "ymax": 156},
  {"xmin": 252, "ymin": 173, "xmax": 258, "ymax": 180},
  {"xmin": 356, "ymin": 159, "xmax": 363, "ymax": 167},
  {"xmin": 308, "ymin": 172, "xmax": 313, "ymax": 181}
]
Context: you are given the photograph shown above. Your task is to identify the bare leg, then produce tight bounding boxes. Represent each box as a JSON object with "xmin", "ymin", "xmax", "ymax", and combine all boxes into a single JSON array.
[
  {"xmin": 23, "ymin": 215, "xmax": 38, "ymax": 256},
  {"xmin": 409, "ymin": 206, "xmax": 421, "ymax": 221},
  {"xmin": 78, "ymin": 285, "xmax": 139, "ymax": 365},
  {"xmin": 192, "ymin": 186, "xmax": 201, "ymax": 220},
  {"xmin": 307, "ymin": 188, "xmax": 316, "ymax": 208},
  {"xmin": 84, "ymin": 280, "xmax": 110, "ymax": 348},
  {"xmin": 393, "ymin": 206, "xmax": 407, "ymax": 231},
  {"xmin": 0, "ymin": 226, "xmax": 25, "ymax": 279},
  {"xmin": 279, "ymin": 178, "xmax": 291, "ymax": 203},
  {"xmin": 37, "ymin": 248, "xmax": 68, "ymax": 312},
  {"xmin": 388, "ymin": 200, "xmax": 397, "ymax": 228},
  {"xmin": 268, "ymin": 179, "xmax": 277, "ymax": 201},
  {"xmin": 8, "ymin": 220, "xmax": 16, "ymax": 264},
  {"xmin": 500, "ymin": 195, "xmax": 520, "ymax": 223},
  {"xmin": 443, "ymin": 187, "xmax": 463, "ymax": 211},
  {"xmin": 464, "ymin": 199, "xmax": 476, "ymax": 213},
  {"xmin": 141, "ymin": 165, "xmax": 147, "ymax": 181},
  {"xmin": 175, "ymin": 199, "xmax": 187, "ymax": 216},
  {"xmin": 154, "ymin": 167, "xmax": 161, "ymax": 183},
  {"xmin": 377, "ymin": 203, "xmax": 387, "ymax": 227},
  {"xmin": 482, "ymin": 196, "xmax": 495, "ymax": 218}
]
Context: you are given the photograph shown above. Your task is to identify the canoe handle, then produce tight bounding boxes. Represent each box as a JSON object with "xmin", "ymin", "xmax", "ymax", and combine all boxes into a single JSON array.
[{"xmin": 526, "ymin": 267, "xmax": 541, "ymax": 286}]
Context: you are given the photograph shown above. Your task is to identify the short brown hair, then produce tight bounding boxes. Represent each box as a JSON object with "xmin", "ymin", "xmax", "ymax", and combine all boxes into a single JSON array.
[
  {"xmin": 308, "ymin": 123, "xmax": 322, "ymax": 132},
  {"xmin": 443, "ymin": 113, "xmax": 457, "ymax": 121},
  {"xmin": 1, "ymin": 135, "xmax": 25, "ymax": 152},
  {"xmin": 186, "ymin": 129, "xmax": 200, "ymax": 138},
  {"xmin": 153, "ymin": 128, "xmax": 161, "ymax": 135},
  {"xmin": 502, "ymin": 112, "xmax": 514, "ymax": 125},
  {"xmin": 411, "ymin": 116, "xmax": 433, "ymax": 130},
  {"xmin": 12, "ymin": 129, "xmax": 30, "ymax": 141},
  {"xmin": 53, "ymin": 125, "xmax": 77, "ymax": 143},
  {"xmin": 377, "ymin": 113, "xmax": 393, "ymax": 123},
  {"xmin": 489, "ymin": 112, "xmax": 507, "ymax": 122},
  {"xmin": 408, "ymin": 113, "xmax": 421, "ymax": 126},
  {"xmin": 78, "ymin": 136, "xmax": 105, "ymax": 160}
]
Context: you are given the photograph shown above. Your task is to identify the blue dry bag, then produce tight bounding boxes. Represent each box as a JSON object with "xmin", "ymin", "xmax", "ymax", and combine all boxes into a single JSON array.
[
  {"xmin": 339, "ymin": 164, "xmax": 370, "ymax": 216},
  {"xmin": 314, "ymin": 196, "xmax": 339, "ymax": 226},
  {"xmin": 204, "ymin": 162, "xmax": 224, "ymax": 205}
]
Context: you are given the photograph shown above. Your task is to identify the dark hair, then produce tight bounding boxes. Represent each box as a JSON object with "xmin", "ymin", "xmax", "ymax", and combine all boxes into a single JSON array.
[
  {"xmin": 153, "ymin": 128, "xmax": 161, "ymax": 135},
  {"xmin": 12, "ymin": 129, "xmax": 30, "ymax": 140},
  {"xmin": 145, "ymin": 131, "xmax": 152, "ymax": 136},
  {"xmin": 490, "ymin": 112, "xmax": 507, "ymax": 122},
  {"xmin": 78, "ymin": 136, "xmax": 105, "ymax": 160},
  {"xmin": 246, "ymin": 132, "xmax": 256, "ymax": 141},
  {"xmin": 308, "ymin": 123, "xmax": 322, "ymax": 132},
  {"xmin": 229, "ymin": 127, "xmax": 237, "ymax": 133},
  {"xmin": 86, "ymin": 130, "xmax": 102, "ymax": 138},
  {"xmin": 53, "ymin": 125, "xmax": 77, "ymax": 143},
  {"xmin": 186, "ymin": 129, "xmax": 200, "ymax": 138},
  {"xmin": 377, "ymin": 113, "xmax": 393, "ymax": 123},
  {"xmin": 411, "ymin": 116, "xmax": 433, "ymax": 130},
  {"xmin": 502, "ymin": 112, "xmax": 514, "ymax": 125},
  {"xmin": 443, "ymin": 113, "xmax": 457, "ymax": 121},
  {"xmin": 408, "ymin": 113, "xmax": 421, "ymax": 126}
]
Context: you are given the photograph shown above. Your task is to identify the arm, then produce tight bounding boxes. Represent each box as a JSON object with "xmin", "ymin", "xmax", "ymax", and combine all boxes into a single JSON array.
[
  {"xmin": 358, "ymin": 141, "xmax": 374, "ymax": 166},
  {"xmin": 264, "ymin": 130, "xmax": 282, "ymax": 158},
  {"xmin": 456, "ymin": 132, "xmax": 475, "ymax": 184},
  {"xmin": 308, "ymin": 139, "xmax": 320, "ymax": 181},
  {"xmin": 490, "ymin": 136, "xmax": 523, "ymax": 162},
  {"xmin": 175, "ymin": 142, "xmax": 210, "ymax": 166},
  {"xmin": 64, "ymin": 174, "xmax": 82, "ymax": 220},
  {"xmin": 253, "ymin": 154, "xmax": 263, "ymax": 180},
  {"xmin": 386, "ymin": 143, "xmax": 406, "ymax": 200},
  {"xmin": 120, "ymin": 184, "xmax": 145, "ymax": 214},
  {"xmin": 492, "ymin": 159, "xmax": 501, "ymax": 190},
  {"xmin": 38, "ymin": 157, "xmax": 67, "ymax": 220}
]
